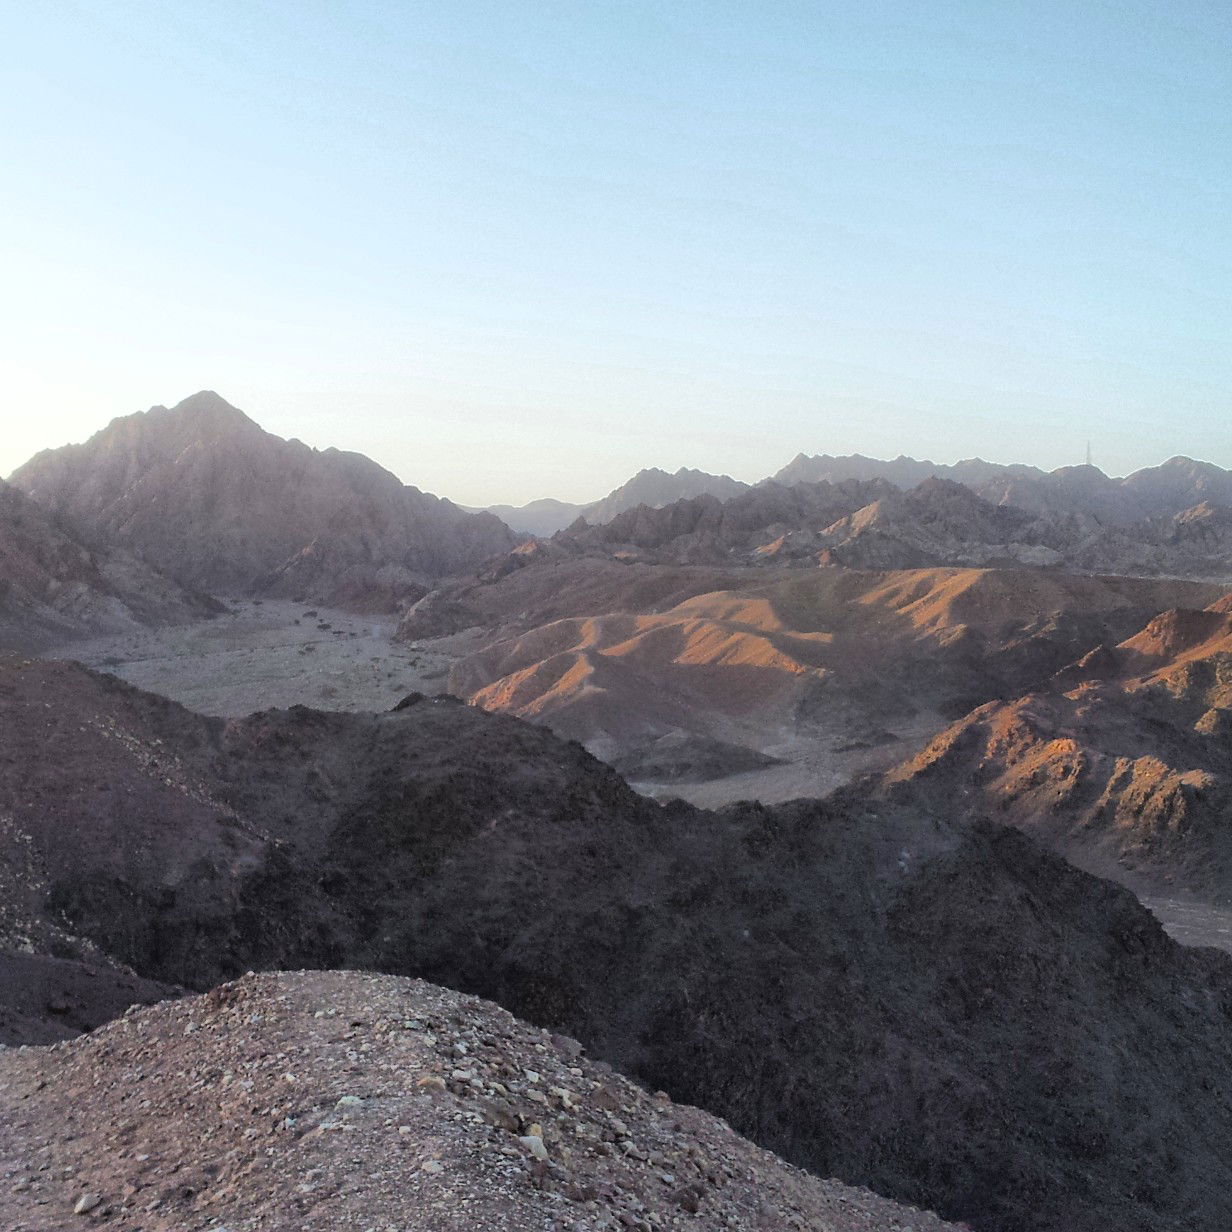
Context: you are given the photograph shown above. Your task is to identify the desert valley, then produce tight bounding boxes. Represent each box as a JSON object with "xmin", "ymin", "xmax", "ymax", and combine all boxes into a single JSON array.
[{"xmin": 2, "ymin": 391, "xmax": 1232, "ymax": 1231}]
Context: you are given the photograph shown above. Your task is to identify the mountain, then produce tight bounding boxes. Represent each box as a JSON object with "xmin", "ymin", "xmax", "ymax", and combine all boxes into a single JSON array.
[
  {"xmin": 880, "ymin": 590, "xmax": 1232, "ymax": 901},
  {"xmin": 8, "ymin": 655, "xmax": 1232, "ymax": 1228},
  {"xmin": 581, "ymin": 466, "xmax": 750, "ymax": 525},
  {"xmin": 1120, "ymin": 456, "xmax": 1232, "ymax": 521},
  {"xmin": 477, "ymin": 466, "xmax": 752, "ymax": 537},
  {"xmin": 474, "ymin": 496, "xmax": 587, "ymax": 537},
  {"xmin": 551, "ymin": 477, "xmax": 894, "ymax": 565},
  {"xmin": 0, "ymin": 477, "xmax": 217, "ymax": 652},
  {"xmin": 773, "ymin": 451, "xmax": 1046, "ymax": 491},
  {"xmin": 0, "ymin": 970, "xmax": 961, "ymax": 1232},
  {"xmin": 9, "ymin": 392, "xmax": 515, "ymax": 609},
  {"xmin": 813, "ymin": 477, "xmax": 1071, "ymax": 569}
]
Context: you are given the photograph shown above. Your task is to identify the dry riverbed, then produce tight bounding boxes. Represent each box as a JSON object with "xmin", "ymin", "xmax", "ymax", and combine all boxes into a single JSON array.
[{"xmin": 48, "ymin": 600, "xmax": 454, "ymax": 717}]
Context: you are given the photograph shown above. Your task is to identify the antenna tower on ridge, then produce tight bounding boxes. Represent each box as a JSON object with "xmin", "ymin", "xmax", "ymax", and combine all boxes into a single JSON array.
[{"xmin": 1085, "ymin": 440, "xmax": 1093, "ymax": 468}]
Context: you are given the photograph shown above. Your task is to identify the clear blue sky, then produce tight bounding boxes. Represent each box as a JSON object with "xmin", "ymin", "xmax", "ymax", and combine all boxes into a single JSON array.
[{"xmin": 3, "ymin": 1, "xmax": 1230, "ymax": 503}]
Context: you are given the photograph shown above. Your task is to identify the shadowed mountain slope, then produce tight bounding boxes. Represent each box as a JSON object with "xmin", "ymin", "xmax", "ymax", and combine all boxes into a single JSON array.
[
  {"xmin": 5, "ymin": 655, "xmax": 1232, "ymax": 1230},
  {"xmin": 9, "ymin": 392, "xmax": 514, "ymax": 609},
  {"xmin": 0, "ymin": 477, "xmax": 218, "ymax": 652}
]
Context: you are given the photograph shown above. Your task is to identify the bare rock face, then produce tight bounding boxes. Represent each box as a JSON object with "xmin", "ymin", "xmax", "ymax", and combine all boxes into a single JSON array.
[
  {"xmin": 0, "ymin": 970, "xmax": 961, "ymax": 1232},
  {"xmin": 7, "ymin": 656, "xmax": 1232, "ymax": 1229},
  {"xmin": 9, "ymin": 392, "xmax": 515, "ymax": 610},
  {"xmin": 879, "ymin": 591, "xmax": 1232, "ymax": 900},
  {"xmin": 0, "ymin": 478, "xmax": 218, "ymax": 652}
]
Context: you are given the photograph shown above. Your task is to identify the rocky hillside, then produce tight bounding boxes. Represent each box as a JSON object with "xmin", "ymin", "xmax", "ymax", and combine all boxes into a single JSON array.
[
  {"xmin": 880, "ymin": 592, "xmax": 1232, "ymax": 901},
  {"xmin": 0, "ymin": 478, "xmax": 218, "ymax": 652},
  {"xmin": 0, "ymin": 969, "xmax": 959, "ymax": 1232},
  {"xmin": 5, "ymin": 655, "xmax": 1232, "ymax": 1229},
  {"xmin": 401, "ymin": 558, "xmax": 1222, "ymax": 794},
  {"xmin": 9, "ymin": 392, "xmax": 514, "ymax": 609}
]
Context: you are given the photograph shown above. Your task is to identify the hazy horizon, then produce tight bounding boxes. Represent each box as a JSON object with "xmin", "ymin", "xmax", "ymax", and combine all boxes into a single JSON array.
[{"xmin": 5, "ymin": 2, "xmax": 1230, "ymax": 504}]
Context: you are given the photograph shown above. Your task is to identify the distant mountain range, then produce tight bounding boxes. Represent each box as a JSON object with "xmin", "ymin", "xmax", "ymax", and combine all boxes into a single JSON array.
[
  {"xmin": 484, "ymin": 451, "xmax": 1232, "ymax": 536},
  {"xmin": 476, "ymin": 466, "xmax": 750, "ymax": 535},
  {"xmin": 527, "ymin": 473, "xmax": 1232, "ymax": 579},
  {"xmin": 4, "ymin": 391, "xmax": 1230, "ymax": 643}
]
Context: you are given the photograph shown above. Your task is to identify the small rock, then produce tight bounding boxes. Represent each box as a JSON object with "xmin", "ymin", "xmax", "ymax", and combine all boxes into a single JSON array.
[
  {"xmin": 519, "ymin": 1134, "xmax": 550, "ymax": 1162},
  {"xmin": 73, "ymin": 1193, "xmax": 102, "ymax": 1215}
]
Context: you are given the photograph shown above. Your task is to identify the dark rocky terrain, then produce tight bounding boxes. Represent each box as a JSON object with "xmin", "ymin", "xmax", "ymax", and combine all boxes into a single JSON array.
[
  {"xmin": 9, "ymin": 392, "xmax": 514, "ymax": 610},
  {"xmin": 5, "ymin": 656, "xmax": 1232, "ymax": 1230},
  {"xmin": 0, "ymin": 478, "xmax": 217, "ymax": 652},
  {"xmin": 0, "ymin": 969, "xmax": 960, "ymax": 1232}
]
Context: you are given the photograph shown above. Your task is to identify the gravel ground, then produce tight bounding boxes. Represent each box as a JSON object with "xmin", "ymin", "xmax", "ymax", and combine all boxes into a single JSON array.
[
  {"xmin": 49, "ymin": 600, "xmax": 454, "ymax": 717},
  {"xmin": 0, "ymin": 970, "xmax": 961, "ymax": 1232},
  {"xmin": 1142, "ymin": 897, "xmax": 1232, "ymax": 956}
]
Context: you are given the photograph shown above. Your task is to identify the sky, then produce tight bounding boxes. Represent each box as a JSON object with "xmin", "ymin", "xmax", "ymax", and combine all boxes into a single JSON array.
[{"xmin": 2, "ymin": 1, "xmax": 1230, "ymax": 504}]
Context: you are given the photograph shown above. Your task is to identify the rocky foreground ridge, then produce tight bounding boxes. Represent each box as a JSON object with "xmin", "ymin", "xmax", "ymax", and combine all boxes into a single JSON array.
[
  {"xmin": 0, "ymin": 970, "xmax": 959, "ymax": 1232},
  {"xmin": 4, "ymin": 656, "xmax": 1232, "ymax": 1230}
]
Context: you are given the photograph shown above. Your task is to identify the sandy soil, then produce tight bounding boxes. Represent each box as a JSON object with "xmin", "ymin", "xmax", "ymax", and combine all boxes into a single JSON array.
[
  {"xmin": 1143, "ymin": 897, "xmax": 1232, "ymax": 956},
  {"xmin": 48, "ymin": 600, "xmax": 455, "ymax": 717},
  {"xmin": 630, "ymin": 711, "xmax": 945, "ymax": 807}
]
